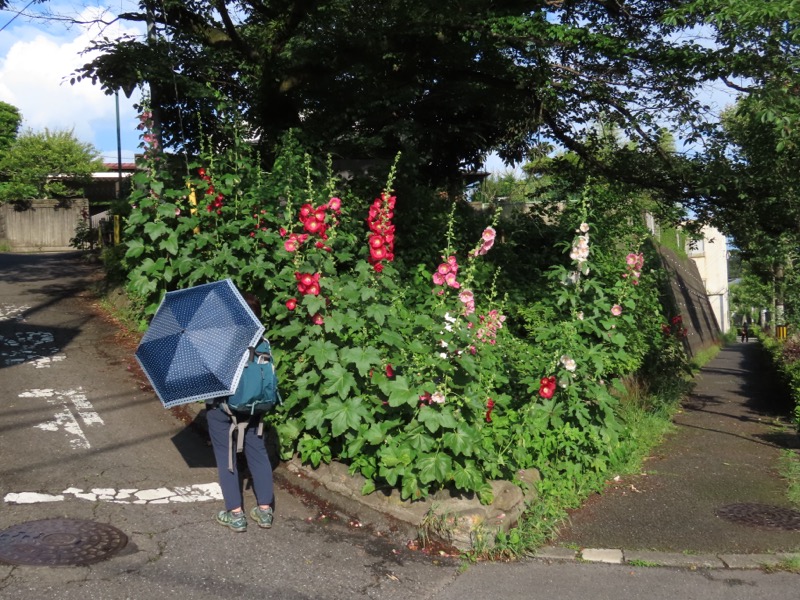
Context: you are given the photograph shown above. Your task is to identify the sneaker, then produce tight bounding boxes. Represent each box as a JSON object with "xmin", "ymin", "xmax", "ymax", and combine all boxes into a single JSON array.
[
  {"xmin": 250, "ymin": 505, "xmax": 274, "ymax": 529},
  {"xmin": 216, "ymin": 509, "xmax": 247, "ymax": 532}
]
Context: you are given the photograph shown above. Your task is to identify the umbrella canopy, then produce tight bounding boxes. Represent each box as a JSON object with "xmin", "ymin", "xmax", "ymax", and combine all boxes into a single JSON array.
[{"xmin": 135, "ymin": 279, "xmax": 265, "ymax": 408}]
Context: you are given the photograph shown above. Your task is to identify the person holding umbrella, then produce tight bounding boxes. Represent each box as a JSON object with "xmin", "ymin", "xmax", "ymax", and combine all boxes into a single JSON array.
[
  {"xmin": 135, "ymin": 279, "xmax": 276, "ymax": 532},
  {"xmin": 206, "ymin": 292, "xmax": 275, "ymax": 532}
]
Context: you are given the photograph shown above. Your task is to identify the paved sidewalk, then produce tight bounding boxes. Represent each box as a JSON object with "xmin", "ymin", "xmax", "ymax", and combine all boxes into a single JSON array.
[{"xmin": 551, "ymin": 340, "xmax": 800, "ymax": 565}]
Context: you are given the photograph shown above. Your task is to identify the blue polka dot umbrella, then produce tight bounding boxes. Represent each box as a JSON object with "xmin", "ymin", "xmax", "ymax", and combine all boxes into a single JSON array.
[{"xmin": 135, "ymin": 279, "xmax": 265, "ymax": 408}]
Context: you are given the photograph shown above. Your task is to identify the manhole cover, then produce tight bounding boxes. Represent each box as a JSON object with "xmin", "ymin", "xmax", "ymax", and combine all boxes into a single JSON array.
[
  {"xmin": 716, "ymin": 503, "xmax": 800, "ymax": 531},
  {"xmin": 0, "ymin": 518, "xmax": 128, "ymax": 566}
]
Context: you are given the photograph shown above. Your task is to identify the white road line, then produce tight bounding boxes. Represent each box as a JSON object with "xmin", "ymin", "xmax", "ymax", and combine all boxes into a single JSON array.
[
  {"xmin": 4, "ymin": 483, "xmax": 223, "ymax": 505},
  {"xmin": 22, "ymin": 387, "xmax": 104, "ymax": 449}
]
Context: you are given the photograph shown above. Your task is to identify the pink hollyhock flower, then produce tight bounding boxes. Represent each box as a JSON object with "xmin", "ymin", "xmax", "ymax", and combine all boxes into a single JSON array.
[
  {"xmin": 611, "ymin": 304, "xmax": 623, "ymax": 316},
  {"xmin": 579, "ymin": 222, "xmax": 590, "ymax": 233},
  {"xmin": 432, "ymin": 272, "xmax": 445, "ymax": 286},
  {"xmin": 328, "ymin": 197, "xmax": 342, "ymax": 212},
  {"xmin": 444, "ymin": 272, "xmax": 460, "ymax": 288},
  {"xmin": 626, "ymin": 253, "xmax": 638, "ymax": 266},
  {"xmin": 437, "ymin": 263, "xmax": 451, "ymax": 276},
  {"xmin": 482, "ymin": 227, "xmax": 496, "ymax": 242},
  {"xmin": 431, "ymin": 392, "xmax": 445, "ymax": 404},
  {"xmin": 459, "ymin": 290, "xmax": 474, "ymax": 304},
  {"xmin": 284, "ymin": 239, "xmax": 298, "ymax": 252},
  {"xmin": 279, "ymin": 228, "xmax": 287, "ymax": 237}
]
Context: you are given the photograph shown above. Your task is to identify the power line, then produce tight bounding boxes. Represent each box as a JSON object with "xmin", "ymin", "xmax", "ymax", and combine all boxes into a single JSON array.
[{"xmin": 0, "ymin": 0, "xmax": 38, "ymax": 33}]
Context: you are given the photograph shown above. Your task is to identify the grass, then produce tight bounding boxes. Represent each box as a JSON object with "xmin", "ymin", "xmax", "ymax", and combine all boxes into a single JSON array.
[
  {"xmin": 778, "ymin": 450, "xmax": 800, "ymax": 507},
  {"xmin": 763, "ymin": 554, "xmax": 800, "ymax": 574},
  {"xmin": 627, "ymin": 559, "xmax": 661, "ymax": 567}
]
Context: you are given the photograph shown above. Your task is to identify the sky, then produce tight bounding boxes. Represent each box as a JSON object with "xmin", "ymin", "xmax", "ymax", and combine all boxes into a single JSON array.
[
  {"xmin": 0, "ymin": 3, "xmax": 738, "ymax": 172},
  {"xmin": 0, "ymin": 1, "xmax": 144, "ymax": 164}
]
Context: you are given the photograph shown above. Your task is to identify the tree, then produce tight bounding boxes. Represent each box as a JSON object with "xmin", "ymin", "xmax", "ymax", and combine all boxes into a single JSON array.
[
  {"xmin": 75, "ymin": 0, "xmax": 715, "ymax": 188},
  {"xmin": 0, "ymin": 101, "xmax": 21, "ymax": 158},
  {"xmin": 0, "ymin": 129, "xmax": 105, "ymax": 202}
]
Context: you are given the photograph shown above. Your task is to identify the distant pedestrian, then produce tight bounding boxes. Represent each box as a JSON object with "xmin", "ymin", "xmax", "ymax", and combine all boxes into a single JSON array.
[
  {"xmin": 207, "ymin": 292, "xmax": 274, "ymax": 532},
  {"xmin": 741, "ymin": 324, "xmax": 749, "ymax": 343}
]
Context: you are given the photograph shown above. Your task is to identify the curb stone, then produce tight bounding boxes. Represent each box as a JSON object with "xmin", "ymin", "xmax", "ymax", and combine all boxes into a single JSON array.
[
  {"xmin": 534, "ymin": 546, "xmax": 800, "ymax": 570},
  {"xmin": 183, "ymin": 402, "xmax": 538, "ymax": 552}
]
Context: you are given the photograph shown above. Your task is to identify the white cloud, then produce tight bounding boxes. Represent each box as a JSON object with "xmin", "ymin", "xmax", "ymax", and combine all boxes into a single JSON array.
[{"xmin": 0, "ymin": 5, "xmax": 144, "ymax": 161}]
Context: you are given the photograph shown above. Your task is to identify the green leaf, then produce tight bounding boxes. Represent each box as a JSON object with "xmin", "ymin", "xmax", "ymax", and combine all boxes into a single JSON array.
[
  {"xmin": 125, "ymin": 239, "xmax": 145, "ymax": 258},
  {"xmin": 307, "ymin": 339, "xmax": 339, "ymax": 369},
  {"xmin": 340, "ymin": 346, "xmax": 382, "ymax": 377},
  {"xmin": 417, "ymin": 453, "xmax": 452, "ymax": 484},
  {"xmin": 387, "ymin": 376, "xmax": 420, "ymax": 407},
  {"xmin": 321, "ymin": 363, "xmax": 357, "ymax": 399},
  {"xmin": 442, "ymin": 427, "xmax": 477, "ymax": 456},
  {"xmin": 143, "ymin": 221, "xmax": 169, "ymax": 241},
  {"xmin": 417, "ymin": 405, "xmax": 442, "ymax": 433},
  {"xmin": 378, "ymin": 329, "xmax": 406, "ymax": 348},
  {"xmin": 405, "ymin": 426, "xmax": 435, "ymax": 452},
  {"xmin": 304, "ymin": 402, "xmax": 326, "ymax": 431},
  {"xmin": 361, "ymin": 479, "xmax": 376, "ymax": 495},
  {"xmin": 366, "ymin": 304, "xmax": 390, "ymax": 326}
]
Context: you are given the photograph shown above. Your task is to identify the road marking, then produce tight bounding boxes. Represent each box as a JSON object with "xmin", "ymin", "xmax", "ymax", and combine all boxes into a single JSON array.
[
  {"xmin": 22, "ymin": 387, "xmax": 104, "ymax": 449},
  {"xmin": 4, "ymin": 483, "xmax": 223, "ymax": 505}
]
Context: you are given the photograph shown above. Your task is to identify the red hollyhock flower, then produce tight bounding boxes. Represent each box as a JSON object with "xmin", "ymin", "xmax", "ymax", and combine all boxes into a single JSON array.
[
  {"xmin": 279, "ymin": 228, "xmax": 287, "ymax": 237},
  {"xmin": 369, "ymin": 235, "xmax": 384, "ymax": 248},
  {"xmin": 370, "ymin": 245, "xmax": 387, "ymax": 261},
  {"xmin": 385, "ymin": 364, "xmax": 394, "ymax": 378},
  {"xmin": 311, "ymin": 313, "xmax": 324, "ymax": 325},
  {"xmin": 299, "ymin": 204, "xmax": 314, "ymax": 219},
  {"xmin": 539, "ymin": 376, "xmax": 556, "ymax": 399},
  {"xmin": 286, "ymin": 298, "xmax": 297, "ymax": 311},
  {"xmin": 485, "ymin": 398, "xmax": 495, "ymax": 423},
  {"xmin": 374, "ymin": 263, "xmax": 384, "ymax": 273}
]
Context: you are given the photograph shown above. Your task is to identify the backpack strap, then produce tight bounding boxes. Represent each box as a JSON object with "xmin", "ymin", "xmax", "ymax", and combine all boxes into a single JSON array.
[{"xmin": 220, "ymin": 403, "xmax": 248, "ymax": 472}]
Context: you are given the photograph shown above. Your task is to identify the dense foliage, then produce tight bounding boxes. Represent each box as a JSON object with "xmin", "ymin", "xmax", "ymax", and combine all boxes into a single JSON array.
[
  {"xmin": 0, "ymin": 128, "xmax": 105, "ymax": 202},
  {"xmin": 120, "ymin": 111, "xmax": 691, "ymax": 503},
  {"xmin": 76, "ymin": 0, "xmax": 716, "ymax": 188}
]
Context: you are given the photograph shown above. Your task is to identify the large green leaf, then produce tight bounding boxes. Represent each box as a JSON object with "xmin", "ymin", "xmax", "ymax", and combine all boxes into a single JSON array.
[
  {"xmin": 339, "ymin": 346, "xmax": 381, "ymax": 377},
  {"xmin": 321, "ymin": 363, "xmax": 357, "ymax": 399},
  {"xmin": 417, "ymin": 453, "xmax": 452, "ymax": 485},
  {"xmin": 387, "ymin": 376, "xmax": 420, "ymax": 407},
  {"xmin": 307, "ymin": 339, "xmax": 339, "ymax": 369}
]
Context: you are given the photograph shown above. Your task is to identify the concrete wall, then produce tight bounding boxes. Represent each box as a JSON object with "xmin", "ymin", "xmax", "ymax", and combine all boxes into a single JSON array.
[
  {"xmin": 0, "ymin": 199, "xmax": 88, "ymax": 252},
  {"xmin": 657, "ymin": 244, "xmax": 722, "ymax": 357}
]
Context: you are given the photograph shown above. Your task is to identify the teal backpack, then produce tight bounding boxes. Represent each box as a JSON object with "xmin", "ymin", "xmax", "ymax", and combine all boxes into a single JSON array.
[{"xmin": 220, "ymin": 338, "xmax": 282, "ymax": 471}]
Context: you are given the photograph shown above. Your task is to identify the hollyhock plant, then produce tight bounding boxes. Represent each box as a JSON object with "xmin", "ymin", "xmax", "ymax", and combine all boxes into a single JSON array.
[{"xmin": 366, "ymin": 192, "xmax": 396, "ymax": 272}]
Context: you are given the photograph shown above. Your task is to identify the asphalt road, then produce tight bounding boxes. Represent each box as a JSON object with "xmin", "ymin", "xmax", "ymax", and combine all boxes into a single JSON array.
[{"xmin": 0, "ymin": 251, "xmax": 797, "ymax": 599}]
